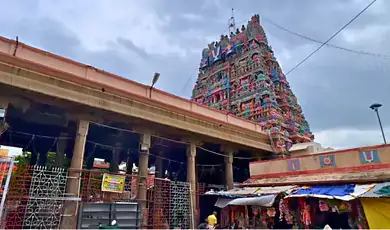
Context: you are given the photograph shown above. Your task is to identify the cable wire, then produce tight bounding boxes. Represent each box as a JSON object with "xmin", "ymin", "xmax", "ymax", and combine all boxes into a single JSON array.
[
  {"xmin": 6, "ymin": 130, "xmax": 242, "ymax": 166},
  {"xmin": 262, "ymin": 16, "xmax": 390, "ymax": 60},
  {"xmin": 89, "ymin": 121, "xmax": 259, "ymax": 160},
  {"xmin": 284, "ymin": 0, "xmax": 378, "ymax": 76},
  {"xmin": 196, "ymin": 146, "xmax": 254, "ymax": 160}
]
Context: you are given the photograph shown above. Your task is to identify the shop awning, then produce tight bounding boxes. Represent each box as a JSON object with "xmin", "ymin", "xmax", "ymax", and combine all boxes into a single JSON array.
[
  {"xmin": 215, "ymin": 195, "xmax": 276, "ymax": 208},
  {"xmin": 359, "ymin": 182, "xmax": 390, "ymax": 198},
  {"xmin": 285, "ymin": 184, "xmax": 375, "ymax": 201},
  {"xmin": 360, "ymin": 198, "xmax": 390, "ymax": 229},
  {"xmin": 217, "ymin": 187, "xmax": 259, "ymax": 196},
  {"xmin": 215, "ymin": 198, "xmax": 234, "ymax": 208}
]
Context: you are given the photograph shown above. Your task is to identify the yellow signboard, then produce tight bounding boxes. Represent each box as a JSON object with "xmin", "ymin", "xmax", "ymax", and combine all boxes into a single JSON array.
[
  {"xmin": 101, "ymin": 173, "xmax": 126, "ymax": 193},
  {"xmin": 0, "ymin": 149, "xmax": 9, "ymax": 157}
]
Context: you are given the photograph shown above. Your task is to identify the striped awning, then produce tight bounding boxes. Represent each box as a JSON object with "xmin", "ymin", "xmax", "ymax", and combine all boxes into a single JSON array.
[{"xmin": 359, "ymin": 182, "xmax": 390, "ymax": 198}]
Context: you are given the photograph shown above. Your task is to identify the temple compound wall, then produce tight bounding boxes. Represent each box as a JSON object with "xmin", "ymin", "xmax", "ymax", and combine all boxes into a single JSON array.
[{"xmin": 246, "ymin": 144, "xmax": 390, "ymax": 186}]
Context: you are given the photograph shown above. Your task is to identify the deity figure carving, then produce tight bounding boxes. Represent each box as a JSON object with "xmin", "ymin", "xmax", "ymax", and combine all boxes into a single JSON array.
[{"xmin": 192, "ymin": 14, "xmax": 313, "ymax": 154}]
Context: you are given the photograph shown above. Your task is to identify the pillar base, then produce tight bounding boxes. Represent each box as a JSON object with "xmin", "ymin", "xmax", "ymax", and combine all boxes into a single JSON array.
[{"xmin": 60, "ymin": 201, "xmax": 78, "ymax": 229}]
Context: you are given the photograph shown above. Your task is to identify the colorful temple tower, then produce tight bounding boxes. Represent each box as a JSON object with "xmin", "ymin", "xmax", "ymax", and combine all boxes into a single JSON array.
[{"xmin": 192, "ymin": 14, "xmax": 314, "ymax": 153}]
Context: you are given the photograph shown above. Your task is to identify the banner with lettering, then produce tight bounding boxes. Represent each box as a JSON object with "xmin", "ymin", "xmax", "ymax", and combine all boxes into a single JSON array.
[{"xmin": 101, "ymin": 173, "xmax": 126, "ymax": 193}]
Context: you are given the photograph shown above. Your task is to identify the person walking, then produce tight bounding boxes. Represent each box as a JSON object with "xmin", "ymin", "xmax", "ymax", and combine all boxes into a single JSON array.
[{"xmin": 207, "ymin": 211, "xmax": 218, "ymax": 229}]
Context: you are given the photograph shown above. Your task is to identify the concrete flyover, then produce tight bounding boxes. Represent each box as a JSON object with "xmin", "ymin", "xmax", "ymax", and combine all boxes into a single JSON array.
[{"xmin": 0, "ymin": 36, "xmax": 273, "ymax": 153}]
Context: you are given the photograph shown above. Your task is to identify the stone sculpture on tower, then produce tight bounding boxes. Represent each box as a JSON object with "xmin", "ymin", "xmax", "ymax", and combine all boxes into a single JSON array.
[{"xmin": 192, "ymin": 14, "xmax": 314, "ymax": 154}]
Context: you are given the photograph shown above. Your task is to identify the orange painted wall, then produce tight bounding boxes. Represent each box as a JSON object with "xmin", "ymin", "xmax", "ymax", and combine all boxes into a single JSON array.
[{"xmin": 249, "ymin": 144, "xmax": 390, "ymax": 178}]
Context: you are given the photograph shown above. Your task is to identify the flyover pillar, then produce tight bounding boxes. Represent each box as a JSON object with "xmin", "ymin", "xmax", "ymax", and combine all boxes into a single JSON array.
[
  {"xmin": 223, "ymin": 147, "xmax": 235, "ymax": 190},
  {"xmin": 187, "ymin": 141, "xmax": 197, "ymax": 229},
  {"xmin": 60, "ymin": 120, "xmax": 89, "ymax": 229},
  {"xmin": 138, "ymin": 132, "xmax": 151, "ymax": 228}
]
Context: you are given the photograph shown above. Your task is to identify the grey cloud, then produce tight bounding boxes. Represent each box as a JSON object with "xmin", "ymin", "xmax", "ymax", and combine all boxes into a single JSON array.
[
  {"xmin": 117, "ymin": 38, "xmax": 150, "ymax": 60},
  {"xmin": 0, "ymin": 17, "xmax": 81, "ymax": 58},
  {"xmin": 1, "ymin": 0, "xmax": 389, "ymax": 147},
  {"xmin": 297, "ymin": 48, "xmax": 390, "ymax": 131}
]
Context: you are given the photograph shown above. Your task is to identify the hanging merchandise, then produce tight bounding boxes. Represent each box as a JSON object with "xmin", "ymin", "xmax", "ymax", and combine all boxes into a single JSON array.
[
  {"xmin": 266, "ymin": 207, "xmax": 276, "ymax": 217},
  {"xmin": 279, "ymin": 198, "xmax": 294, "ymax": 224},
  {"xmin": 252, "ymin": 206, "xmax": 260, "ymax": 216},
  {"xmin": 261, "ymin": 209, "xmax": 267, "ymax": 227},
  {"xmin": 319, "ymin": 199, "xmax": 329, "ymax": 211},
  {"xmin": 251, "ymin": 206, "xmax": 262, "ymax": 229},
  {"xmin": 301, "ymin": 204, "xmax": 311, "ymax": 228},
  {"xmin": 338, "ymin": 202, "xmax": 351, "ymax": 214},
  {"xmin": 355, "ymin": 200, "xmax": 369, "ymax": 229},
  {"xmin": 325, "ymin": 199, "xmax": 340, "ymax": 212}
]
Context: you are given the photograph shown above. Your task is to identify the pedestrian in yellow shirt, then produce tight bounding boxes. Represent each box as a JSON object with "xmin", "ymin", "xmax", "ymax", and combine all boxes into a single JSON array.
[{"xmin": 207, "ymin": 211, "xmax": 218, "ymax": 229}]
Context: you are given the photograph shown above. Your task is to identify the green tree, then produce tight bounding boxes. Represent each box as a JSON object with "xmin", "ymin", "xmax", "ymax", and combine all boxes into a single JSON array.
[
  {"xmin": 14, "ymin": 151, "xmax": 67, "ymax": 170},
  {"xmin": 14, "ymin": 151, "xmax": 31, "ymax": 173}
]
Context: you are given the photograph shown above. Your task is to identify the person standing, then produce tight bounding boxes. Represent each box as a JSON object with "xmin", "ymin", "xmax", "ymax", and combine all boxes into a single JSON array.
[{"xmin": 207, "ymin": 211, "xmax": 218, "ymax": 229}]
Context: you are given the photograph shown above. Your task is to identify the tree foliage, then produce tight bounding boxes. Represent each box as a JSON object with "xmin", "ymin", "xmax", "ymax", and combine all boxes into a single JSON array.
[{"xmin": 14, "ymin": 151, "xmax": 70, "ymax": 172}]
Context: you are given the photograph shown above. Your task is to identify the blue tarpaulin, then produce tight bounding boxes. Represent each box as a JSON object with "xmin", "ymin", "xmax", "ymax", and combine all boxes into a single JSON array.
[
  {"xmin": 294, "ymin": 184, "xmax": 355, "ymax": 197},
  {"xmin": 286, "ymin": 184, "xmax": 375, "ymax": 201}
]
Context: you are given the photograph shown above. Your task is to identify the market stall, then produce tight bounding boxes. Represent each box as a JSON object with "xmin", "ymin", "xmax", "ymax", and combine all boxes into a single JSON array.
[
  {"xmin": 209, "ymin": 186, "xmax": 296, "ymax": 228},
  {"xmin": 284, "ymin": 184, "xmax": 375, "ymax": 229},
  {"xmin": 206, "ymin": 183, "xmax": 390, "ymax": 229},
  {"xmin": 358, "ymin": 182, "xmax": 390, "ymax": 229}
]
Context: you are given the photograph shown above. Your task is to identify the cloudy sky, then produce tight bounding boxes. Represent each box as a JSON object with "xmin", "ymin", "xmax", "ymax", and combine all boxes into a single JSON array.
[{"xmin": 1, "ymin": 0, "xmax": 389, "ymax": 149}]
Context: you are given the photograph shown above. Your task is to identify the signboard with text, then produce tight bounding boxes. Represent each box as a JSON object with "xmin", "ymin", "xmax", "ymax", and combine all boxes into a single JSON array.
[{"xmin": 101, "ymin": 173, "xmax": 126, "ymax": 193}]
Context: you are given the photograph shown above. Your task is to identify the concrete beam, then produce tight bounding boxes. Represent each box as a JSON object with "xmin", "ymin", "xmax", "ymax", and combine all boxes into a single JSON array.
[{"xmin": 0, "ymin": 63, "xmax": 273, "ymax": 152}]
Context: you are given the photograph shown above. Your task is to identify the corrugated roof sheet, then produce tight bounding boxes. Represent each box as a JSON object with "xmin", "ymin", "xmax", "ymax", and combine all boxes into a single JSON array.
[
  {"xmin": 360, "ymin": 182, "xmax": 390, "ymax": 198},
  {"xmin": 219, "ymin": 187, "xmax": 259, "ymax": 196},
  {"xmin": 253, "ymin": 185, "xmax": 296, "ymax": 195},
  {"xmin": 206, "ymin": 185, "xmax": 296, "ymax": 197}
]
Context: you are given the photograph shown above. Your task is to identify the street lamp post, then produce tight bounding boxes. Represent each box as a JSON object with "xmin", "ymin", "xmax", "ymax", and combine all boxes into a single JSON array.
[
  {"xmin": 369, "ymin": 103, "xmax": 387, "ymax": 144},
  {"xmin": 149, "ymin": 72, "xmax": 160, "ymax": 98}
]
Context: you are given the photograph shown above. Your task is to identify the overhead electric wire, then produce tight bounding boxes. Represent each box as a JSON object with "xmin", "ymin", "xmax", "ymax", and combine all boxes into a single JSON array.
[
  {"xmin": 284, "ymin": 0, "xmax": 378, "ymax": 76},
  {"xmin": 262, "ymin": 16, "xmax": 390, "ymax": 60},
  {"xmin": 45, "ymin": 121, "xmax": 259, "ymax": 160},
  {"xmin": 5, "ymin": 130, "xmax": 225, "ymax": 168}
]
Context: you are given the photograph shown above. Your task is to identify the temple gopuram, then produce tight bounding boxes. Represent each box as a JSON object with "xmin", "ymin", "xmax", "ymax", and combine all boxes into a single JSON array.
[{"xmin": 192, "ymin": 14, "xmax": 314, "ymax": 153}]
